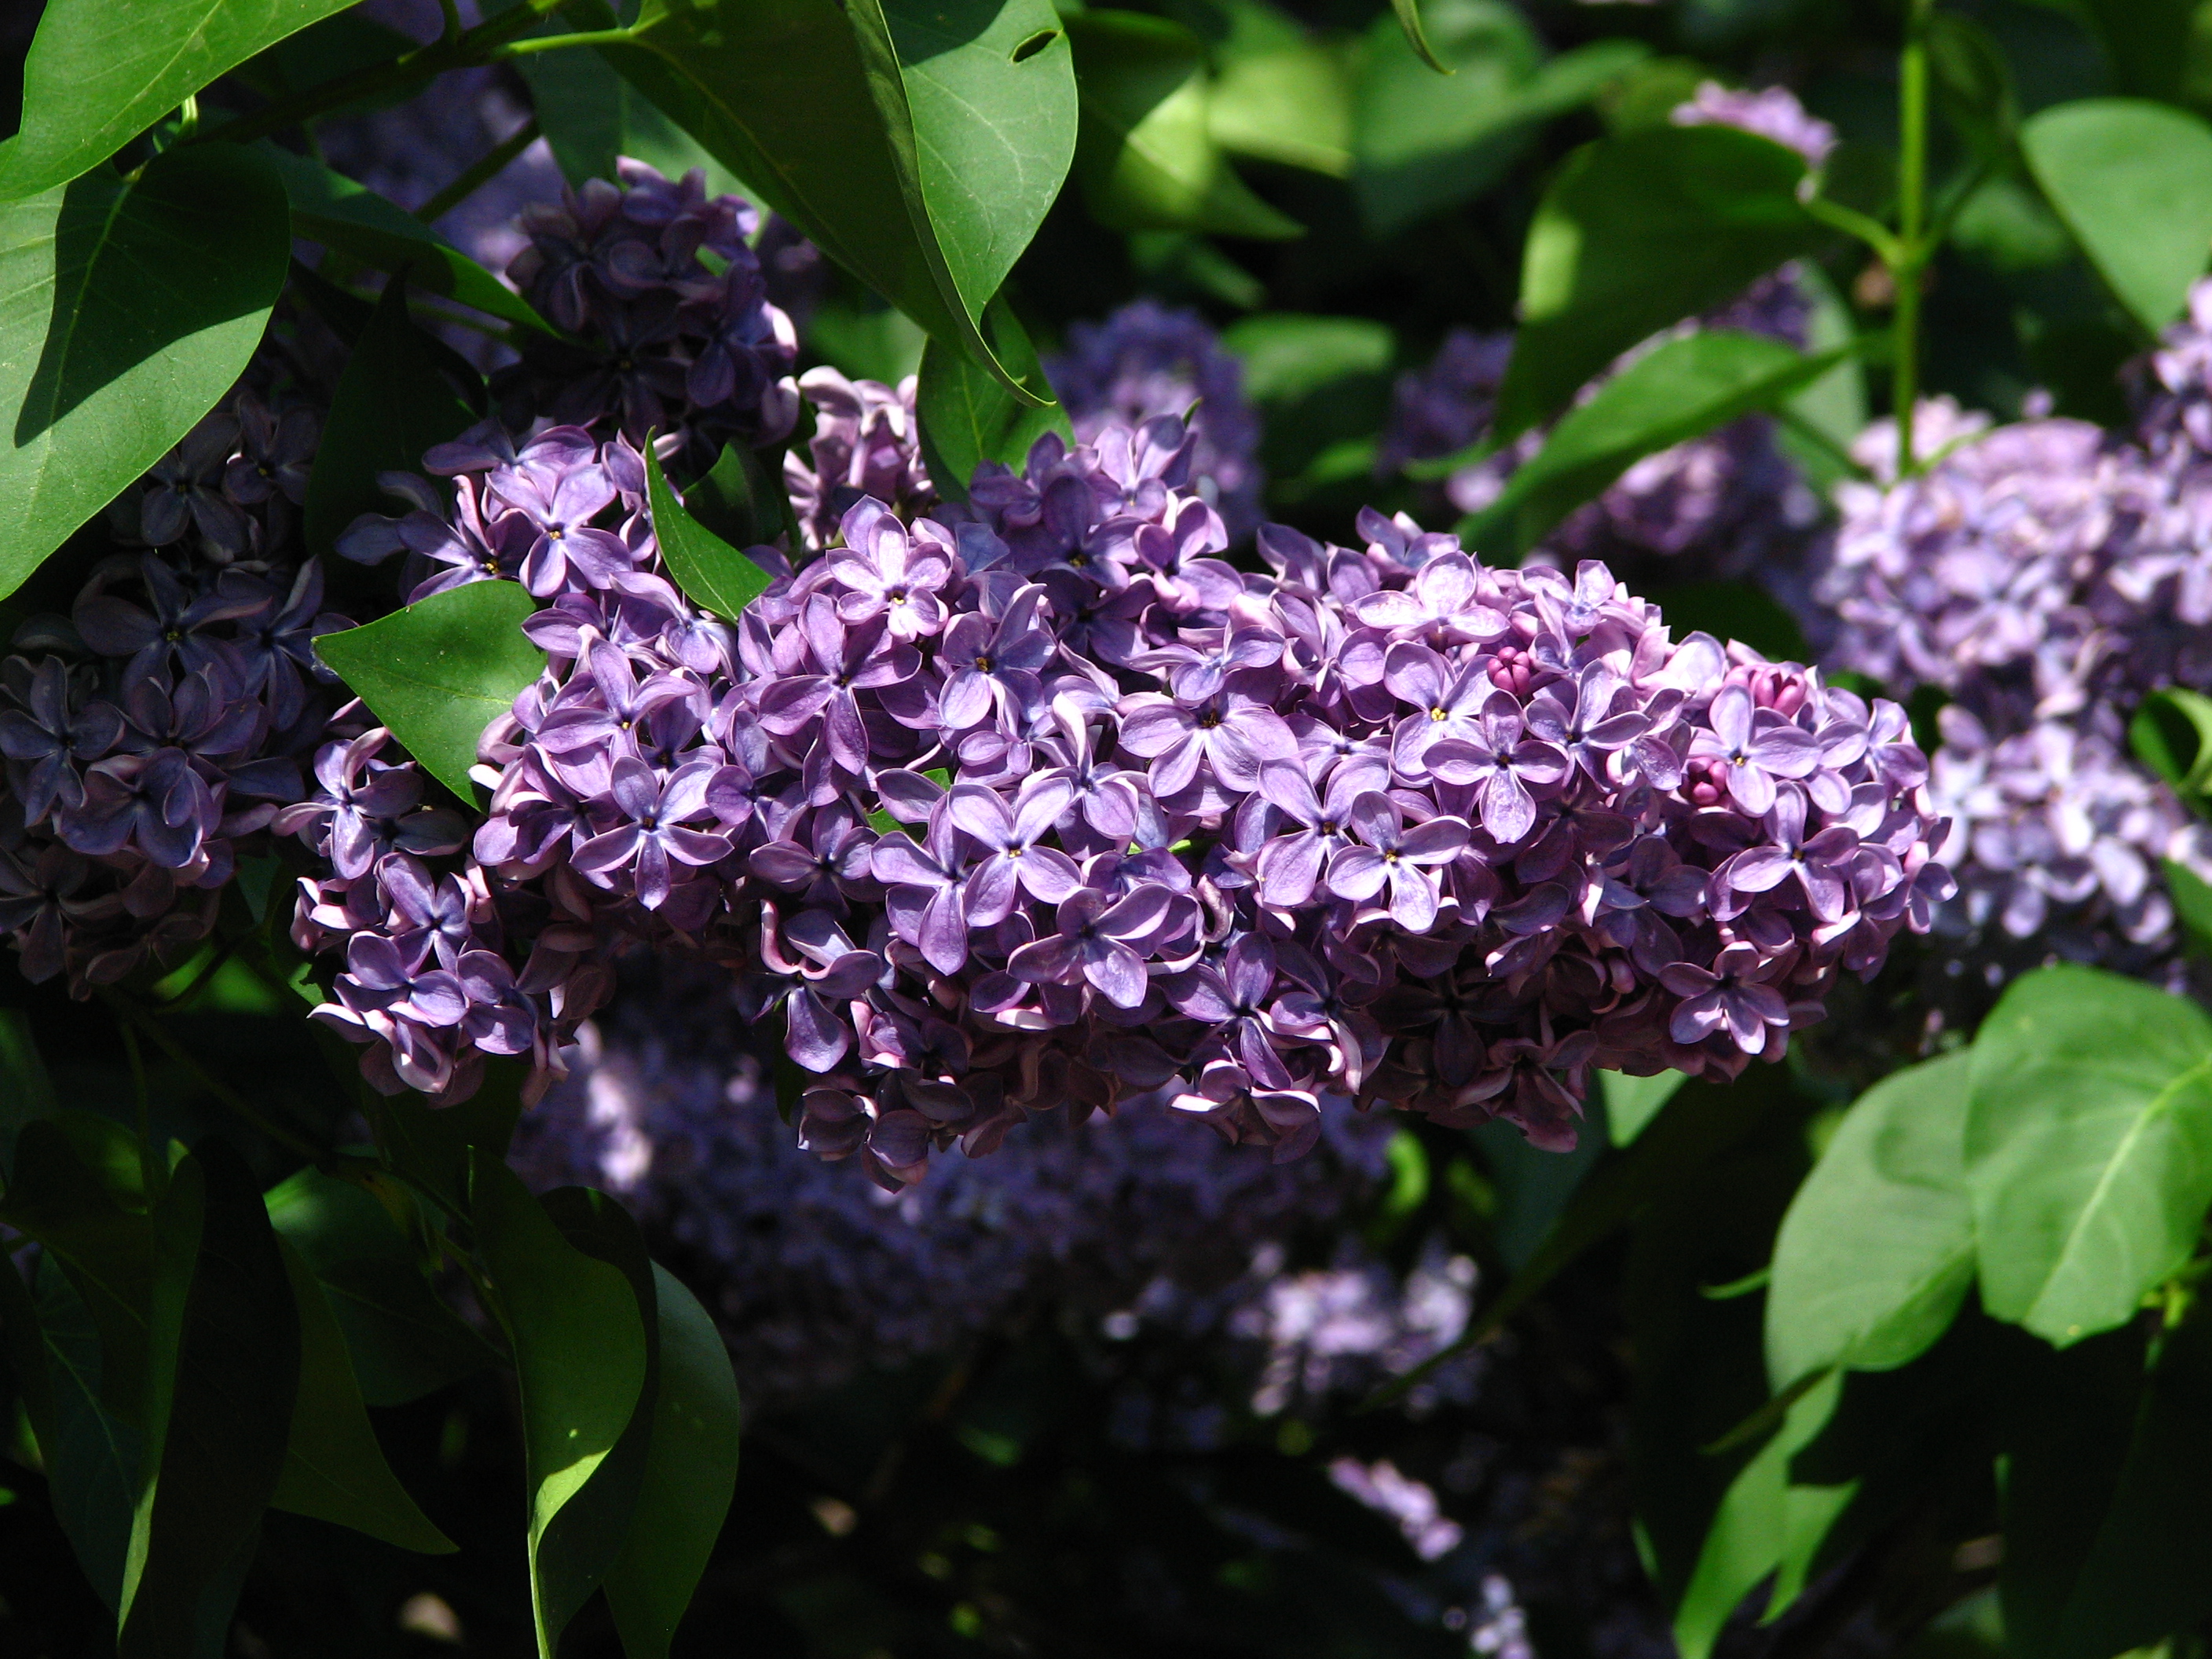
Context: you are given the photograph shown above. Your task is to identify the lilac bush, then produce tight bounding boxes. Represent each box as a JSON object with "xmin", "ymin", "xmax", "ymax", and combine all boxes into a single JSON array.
[
  {"xmin": 783, "ymin": 368, "xmax": 939, "ymax": 552},
  {"xmin": 312, "ymin": 405, "xmax": 1945, "ymax": 1167}
]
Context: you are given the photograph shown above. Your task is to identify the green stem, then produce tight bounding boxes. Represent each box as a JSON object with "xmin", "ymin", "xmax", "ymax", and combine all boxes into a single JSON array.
[
  {"xmin": 439, "ymin": 0, "xmax": 464, "ymax": 43},
  {"xmin": 1894, "ymin": 0, "xmax": 1936, "ymax": 478},
  {"xmin": 416, "ymin": 117, "xmax": 542, "ymax": 224},
  {"xmin": 488, "ymin": 27, "xmax": 638, "ymax": 58},
  {"xmin": 196, "ymin": 0, "xmax": 574, "ymax": 151}
]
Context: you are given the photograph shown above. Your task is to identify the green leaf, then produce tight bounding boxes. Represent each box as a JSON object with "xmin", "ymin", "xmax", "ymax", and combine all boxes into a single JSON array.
[
  {"xmin": 1965, "ymin": 964, "xmax": 2212, "ymax": 1346},
  {"xmin": 265, "ymin": 1166, "xmax": 496, "ymax": 1408},
  {"xmin": 916, "ymin": 297, "xmax": 1071, "ymax": 504},
  {"xmin": 119, "ymin": 1141, "xmax": 300, "ymax": 1659},
  {"xmin": 314, "ymin": 580, "xmax": 544, "ymax": 803},
  {"xmin": 2130, "ymin": 687, "xmax": 2212, "ymax": 797},
  {"xmin": 603, "ymin": 1265, "xmax": 743, "ymax": 1659},
  {"xmin": 35, "ymin": 1257, "xmax": 141, "ymax": 1611},
  {"xmin": 1468, "ymin": 331, "xmax": 1848, "ymax": 555},
  {"xmin": 2001, "ymin": 1315, "xmax": 2212, "ymax": 1659},
  {"xmin": 2166, "ymin": 858, "xmax": 2212, "ymax": 954},
  {"xmin": 0, "ymin": 141, "xmax": 289, "ymax": 602},
  {"xmin": 302, "ymin": 281, "xmax": 479, "ymax": 567},
  {"xmin": 511, "ymin": 16, "xmax": 749, "ymax": 197},
  {"xmin": 0, "ymin": 1245, "xmax": 53, "ymax": 1455},
  {"xmin": 0, "ymin": 0, "xmax": 357, "ymax": 201},
  {"xmin": 471, "ymin": 1154, "xmax": 649, "ymax": 1659},
  {"xmin": 645, "ymin": 442, "xmax": 775, "ymax": 621},
  {"xmin": 258, "ymin": 145, "xmax": 551, "ymax": 335},
  {"xmin": 1498, "ymin": 126, "xmax": 1822, "ymax": 438},
  {"xmin": 1671, "ymin": 1373, "xmax": 1849, "ymax": 1659},
  {"xmin": 2, "ymin": 1117, "xmax": 157, "ymax": 1424},
  {"xmin": 682, "ymin": 441, "xmax": 800, "ymax": 553},
  {"xmin": 1470, "ymin": 1113, "xmax": 1607, "ymax": 1273},
  {"xmin": 2054, "ymin": 0, "xmax": 2203, "ymax": 108},
  {"xmin": 1387, "ymin": 0, "xmax": 1448, "ymax": 73},
  {"xmin": 269, "ymin": 1238, "xmax": 453, "ymax": 1554},
  {"xmin": 1067, "ymin": 11, "xmax": 1303, "ymax": 240},
  {"xmin": 1766, "ymin": 1051, "xmax": 1976, "ymax": 1391},
  {"xmin": 0, "ymin": 1007, "xmax": 57, "ymax": 1173},
  {"xmin": 1600, "ymin": 1069, "xmax": 1685, "ymax": 1148},
  {"xmin": 370, "ymin": 1060, "xmax": 528, "ymax": 1218},
  {"xmin": 1927, "ymin": 13, "xmax": 2017, "ymax": 163},
  {"xmin": 2022, "ymin": 99, "xmax": 2212, "ymax": 334},
  {"xmin": 1205, "ymin": 35, "xmax": 1353, "ymax": 178},
  {"xmin": 1352, "ymin": 0, "xmax": 1646, "ymax": 236},
  {"xmin": 609, "ymin": 0, "xmax": 1075, "ymax": 398},
  {"xmin": 1221, "ymin": 313, "xmax": 1394, "ymax": 404}
]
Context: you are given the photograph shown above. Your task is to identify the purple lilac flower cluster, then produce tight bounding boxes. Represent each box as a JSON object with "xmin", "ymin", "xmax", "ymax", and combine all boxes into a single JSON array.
[
  {"xmin": 311, "ymin": 403, "xmax": 1944, "ymax": 1167},
  {"xmin": 1046, "ymin": 301, "xmax": 1265, "ymax": 539},
  {"xmin": 1817, "ymin": 397, "xmax": 2212, "ymax": 977},
  {"xmin": 492, "ymin": 161, "xmax": 800, "ymax": 472},
  {"xmin": 783, "ymin": 368, "xmax": 939, "ymax": 553},
  {"xmin": 1380, "ymin": 271, "xmax": 1821, "ymax": 595},
  {"xmin": 507, "ymin": 960, "xmax": 1393, "ymax": 1406},
  {"xmin": 0, "ymin": 371, "xmax": 350, "ymax": 992}
]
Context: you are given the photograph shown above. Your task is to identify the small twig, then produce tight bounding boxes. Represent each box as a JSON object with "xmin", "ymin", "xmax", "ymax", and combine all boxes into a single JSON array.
[{"xmin": 416, "ymin": 118, "xmax": 542, "ymax": 225}]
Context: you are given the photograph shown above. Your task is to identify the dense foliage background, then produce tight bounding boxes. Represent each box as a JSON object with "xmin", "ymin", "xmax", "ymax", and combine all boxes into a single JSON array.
[{"xmin": 9, "ymin": 0, "xmax": 2212, "ymax": 1657}]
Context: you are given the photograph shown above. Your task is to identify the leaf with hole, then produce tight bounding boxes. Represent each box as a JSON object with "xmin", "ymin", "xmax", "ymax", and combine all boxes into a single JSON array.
[
  {"xmin": 1766, "ymin": 1050, "xmax": 1976, "ymax": 1390},
  {"xmin": 645, "ymin": 443, "xmax": 774, "ymax": 622},
  {"xmin": 2023, "ymin": 98, "xmax": 2212, "ymax": 335},
  {"xmin": 0, "ymin": 141, "xmax": 289, "ymax": 603},
  {"xmin": 0, "ymin": 0, "xmax": 357, "ymax": 201},
  {"xmin": 314, "ymin": 580, "xmax": 544, "ymax": 803},
  {"xmin": 1966, "ymin": 965, "xmax": 2212, "ymax": 1346},
  {"xmin": 605, "ymin": 0, "xmax": 1074, "ymax": 398}
]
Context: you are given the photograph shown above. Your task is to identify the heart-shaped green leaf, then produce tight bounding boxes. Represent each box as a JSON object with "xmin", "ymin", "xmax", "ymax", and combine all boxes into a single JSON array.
[
  {"xmin": 314, "ymin": 580, "xmax": 544, "ymax": 803},
  {"xmin": 2023, "ymin": 98, "xmax": 2212, "ymax": 335}
]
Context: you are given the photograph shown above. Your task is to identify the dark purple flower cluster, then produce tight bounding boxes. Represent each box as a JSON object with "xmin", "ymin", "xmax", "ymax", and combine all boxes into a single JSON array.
[
  {"xmin": 507, "ymin": 961, "xmax": 1393, "ymax": 1407},
  {"xmin": 783, "ymin": 368, "xmax": 938, "ymax": 553},
  {"xmin": 1047, "ymin": 301, "xmax": 1265, "ymax": 539},
  {"xmin": 311, "ymin": 408, "xmax": 1944, "ymax": 1168},
  {"xmin": 492, "ymin": 161, "xmax": 800, "ymax": 471},
  {"xmin": 0, "ymin": 379, "xmax": 350, "ymax": 992}
]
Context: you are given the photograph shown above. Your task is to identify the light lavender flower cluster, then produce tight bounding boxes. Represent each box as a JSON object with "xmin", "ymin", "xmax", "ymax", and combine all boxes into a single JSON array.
[
  {"xmin": 306, "ymin": 403, "xmax": 1945, "ymax": 1170},
  {"xmin": 1047, "ymin": 300, "xmax": 1265, "ymax": 539},
  {"xmin": 492, "ymin": 161, "xmax": 800, "ymax": 474},
  {"xmin": 1669, "ymin": 81, "xmax": 1839, "ymax": 170},
  {"xmin": 507, "ymin": 969, "xmax": 1394, "ymax": 1407},
  {"xmin": 1817, "ymin": 397, "xmax": 2212, "ymax": 976},
  {"xmin": 0, "ymin": 375, "xmax": 350, "ymax": 992}
]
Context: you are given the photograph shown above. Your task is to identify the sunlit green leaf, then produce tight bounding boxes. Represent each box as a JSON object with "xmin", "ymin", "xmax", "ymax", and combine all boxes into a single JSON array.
[
  {"xmin": 0, "ymin": 141, "xmax": 288, "ymax": 602},
  {"xmin": 1767, "ymin": 1051, "xmax": 1976, "ymax": 1390},
  {"xmin": 1498, "ymin": 126, "xmax": 1821, "ymax": 437},
  {"xmin": 1965, "ymin": 965, "xmax": 2212, "ymax": 1346},
  {"xmin": 645, "ymin": 443, "xmax": 774, "ymax": 621},
  {"xmin": 314, "ymin": 580, "xmax": 544, "ymax": 803},
  {"xmin": 0, "ymin": 0, "xmax": 357, "ymax": 201},
  {"xmin": 471, "ymin": 1155, "xmax": 648, "ymax": 1659},
  {"xmin": 1067, "ymin": 11, "xmax": 1302, "ymax": 240},
  {"xmin": 603, "ymin": 1265, "xmax": 742, "ymax": 1659},
  {"xmin": 1600, "ymin": 1070, "xmax": 1686, "ymax": 1148},
  {"xmin": 2023, "ymin": 98, "xmax": 2212, "ymax": 334}
]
